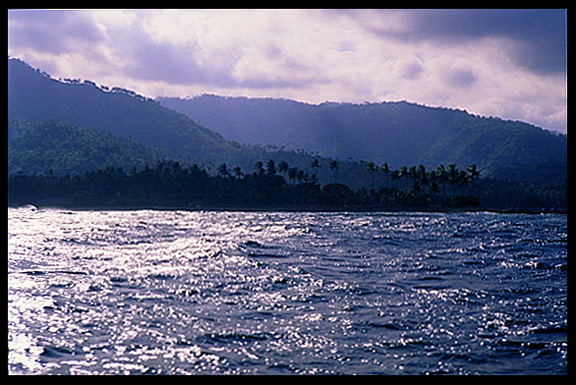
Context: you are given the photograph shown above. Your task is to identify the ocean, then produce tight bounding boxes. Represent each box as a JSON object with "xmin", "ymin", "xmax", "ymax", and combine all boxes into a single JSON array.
[{"xmin": 8, "ymin": 207, "xmax": 567, "ymax": 374}]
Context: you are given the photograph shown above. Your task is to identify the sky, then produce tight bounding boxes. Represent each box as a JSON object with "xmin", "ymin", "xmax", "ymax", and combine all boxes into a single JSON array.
[{"xmin": 8, "ymin": 9, "xmax": 567, "ymax": 133}]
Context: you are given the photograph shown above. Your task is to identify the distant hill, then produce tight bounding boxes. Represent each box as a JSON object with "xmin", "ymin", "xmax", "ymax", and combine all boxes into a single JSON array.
[
  {"xmin": 159, "ymin": 95, "xmax": 567, "ymax": 183},
  {"xmin": 8, "ymin": 58, "xmax": 567, "ymax": 188},
  {"xmin": 7, "ymin": 58, "xmax": 360, "ymax": 185},
  {"xmin": 7, "ymin": 58, "xmax": 251, "ymax": 168}
]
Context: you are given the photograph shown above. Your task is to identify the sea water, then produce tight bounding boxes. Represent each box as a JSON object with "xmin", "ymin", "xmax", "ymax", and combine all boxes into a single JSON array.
[{"xmin": 8, "ymin": 208, "xmax": 567, "ymax": 374}]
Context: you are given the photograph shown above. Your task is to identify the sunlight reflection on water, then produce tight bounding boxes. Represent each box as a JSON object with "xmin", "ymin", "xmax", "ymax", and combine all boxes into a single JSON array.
[{"xmin": 8, "ymin": 208, "xmax": 567, "ymax": 374}]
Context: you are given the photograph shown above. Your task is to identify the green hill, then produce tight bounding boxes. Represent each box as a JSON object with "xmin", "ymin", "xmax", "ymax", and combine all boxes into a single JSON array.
[
  {"xmin": 8, "ymin": 58, "xmax": 247, "ymax": 168},
  {"xmin": 8, "ymin": 58, "xmax": 366, "ymax": 184},
  {"xmin": 8, "ymin": 57, "xmax": 567, "ymax": 192},
  {"xmin": 159, "ymin": 95, "xmax": 567, "ymax": 183},
  {"xmin": 8, "ymin": 120, "xmax": 167, "ymax": 175}
]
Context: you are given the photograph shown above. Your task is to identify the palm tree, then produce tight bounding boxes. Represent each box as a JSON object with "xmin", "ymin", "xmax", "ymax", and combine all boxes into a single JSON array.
[
  {"xmin": 408, "ymin": 166, "xmax": 417, "ymax": 180},
  {"xmin": 266, "ymin": 159, "xmax": 276, "ymax": 175},
  {"xmin": 217, "ymin": 163, "xmax": 230, "ymax": 178},
  {"xmin": 288, "ymin": 167, "xmax": 298, "ymax": 184},
  {"xmin": 329, "ymin": 160, "xmax": 338, "ymax": 183},
  {"xmin": 447, "ymin": 164, "xmax": 458, "ymax": 185},
  {"xmin": 296, "ymin": 169, "xmax": 305, "ymax": 184},
  {"xmin": 446, "ymin": 164, "xmax": 459, "ymax": 197},
  {"xmin": 417, "ymin": 165, "xmax": 427, "ymax": 184},
  {"xmin": 465, "ymin": 164, "xmax": 480, "ymax": 195},
  {"xmin": 254, "ymin": 161, "xmax": 264, "ymax": 175},
  {"xmin": 380, "ymin": 162, "xmax": 390, "ymax": 188},
  {"xmin": 277, "ymin": 160, "xmax": 289, "ymax": 176},
  {"xmin": 310, "ymin": 159, "xmax": 321, "ymax": 180},
  {"xmin": 365, "ymin": 161, "xmax": 377, "ymax": 190},
  {"xmin": 365, "ymin": 161, "xmax": 377, "ymax": 174},
  {"xmin": 467, "ymin": 164, "xmax": 480, "ymax": 181},
  {"xmin": 232, "ymin": 166, "xmax": 244, "ymax": 179},
  {"xmin": 435, "ymin": 164, "xmax": 448, "ymax": 199},
  {"xmin": 458, "ymin": 170, "xmax": 470, "ymax": 189},
  {"xmin": 398, "ymin": 166, "xmax": 408, "ymax": 178},
  {"xmin": 381, "ymin": 163, "xmax": 390, "ymax": 174}
]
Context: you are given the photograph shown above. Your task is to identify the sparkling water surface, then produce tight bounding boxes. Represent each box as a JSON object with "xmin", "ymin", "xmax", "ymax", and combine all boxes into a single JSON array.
[{"xmin": 8, "ymin": 208, "xmax": 567, "ymax": 374}]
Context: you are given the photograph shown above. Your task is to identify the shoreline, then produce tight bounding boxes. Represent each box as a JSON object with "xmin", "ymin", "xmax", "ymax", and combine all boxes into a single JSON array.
[{"xmin": 8, "ymin": 202, "xmax": 567, "ymax": 215}]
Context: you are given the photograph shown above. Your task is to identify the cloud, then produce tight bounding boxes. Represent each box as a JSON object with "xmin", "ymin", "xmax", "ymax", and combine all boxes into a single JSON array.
[
  {"xmin": 354, "ymin": 9, "xmax": 566, "ymax": 75},
  {"xmin": 95, "ymin": 10, "xmax": 328, "ymax": 90},
  {"xmin": 8, "ymin": 10, "xmax": 106, "ymax": 55},
  {"xmin": 7, "ymin": 9, "xmax": 567, "ymax": 133},
  {"xmin": 442, "ymin": 67, "xmax": 477, "ymax": 88},
  {"xmin": 400, "ymin": 58, "xmax": 424, "ymax": 80},
  {"xmin": 335, "ymin": 41, "xmax": 357, "ymax": 52},
  {"xmin": 8, "ymin": 9, "xmax": 317, "ymax": 90},
  {"xmin": 103, "ymin": 20, "xmax": 239, "ymax": 88}
]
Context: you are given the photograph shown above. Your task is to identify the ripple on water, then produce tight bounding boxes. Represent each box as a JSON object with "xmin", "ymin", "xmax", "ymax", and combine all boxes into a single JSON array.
[{"xmin": 8, "ymin": 209, "xmax": 567, "ymax": 375}]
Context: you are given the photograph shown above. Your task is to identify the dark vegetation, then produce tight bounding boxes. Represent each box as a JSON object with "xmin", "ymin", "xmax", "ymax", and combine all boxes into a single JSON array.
[
  {"xmin": 8, "ymin": 155, "xmax": 566, "ymax": 212},
  {"xmin": 7, "ymin": 58, "xmax": 567, "ymax": 212},
  {"xmin": 8, "ymin": 120, "xmax": 166, "ymax": 175}
]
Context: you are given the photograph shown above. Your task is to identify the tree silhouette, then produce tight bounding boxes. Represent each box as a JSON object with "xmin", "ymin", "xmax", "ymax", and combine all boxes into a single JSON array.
[
  {"xmin": 380, "ymin": 162, "xmax": 391, "ymax": 188},
  {"xmin": 467, "ymin": 164, "xmax": 480, "ymax": 181},
  {"xmin": 435, "ymin": 164, "xmax": 448, "ymax": 199},
  {"xmin": 254, "ymin": 161, "xmax": 264, "ymax": 175},
  {"xmin": 287, "ymin": 167, "xmax": 298, "ymax": 184},
  {"xmin": 365, "ymin": 161, "xmax": 378, "ymax": 190},
  {"xmin": 217, "ymin": 163, "xmax": 230, "ymax": 178},
  {"xmin": 329, "ymin": 160, "xmax": 338, "ymax": 183},
  {"xmin": 297, "ymin": 169, "xmax": 305, "ymax": 184},
  {"xmin": 310, "ymin": 158, "xmax": 321, "ymax": 180},
  {"xmin": 232, "ymin": 166, "xmax": 244, "ymax": 179},
  {"xmin": 8, "ymin": 158, "xmax": 565, "ymax": 211},
  {"xmin": 277, "ymin": 160, "xmax": 289, "ymax": 176},
  {"xmin": 265, "ymin": 159, "xmax": 276, "ymax": 175}
]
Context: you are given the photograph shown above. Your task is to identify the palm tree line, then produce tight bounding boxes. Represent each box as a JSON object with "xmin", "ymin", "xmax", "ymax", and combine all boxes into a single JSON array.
[
  {"xmin": 216, "ymin": 158, "xmax": 481, "ymax": 203},
  {"xmin": 363, "ymin": 161, "xmax": 481, "ymax": 198},
  {"xmin": 218, "ymin": 159, "xmax": 323, "ymax": 185},
  {"xmin": 9, "ymin": 156, "xmax": 566, "ymax": 210},
  {"xmin": 218, "ymin": 159, "xmax": 478, "ymax": 187}
]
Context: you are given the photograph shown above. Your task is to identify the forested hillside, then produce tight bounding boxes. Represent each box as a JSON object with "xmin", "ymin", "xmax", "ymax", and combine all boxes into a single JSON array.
[
  {"xmin": 159, "ymin": 95, "xmax": 567, "ymax": 183},
  {"xmin": 7, "ymin": 58, "xmax": 364, "ymax": 186},
  {"xmin": 7, "ymin": 58, "xmax": 567, "ymax": 211},
  {"xmin": 8, "ymin": 58, "xmax": 246, "ymax": 167},
  {"xmin": 8, "ymin": 120, "xmax": 167, "ymax": 175}
]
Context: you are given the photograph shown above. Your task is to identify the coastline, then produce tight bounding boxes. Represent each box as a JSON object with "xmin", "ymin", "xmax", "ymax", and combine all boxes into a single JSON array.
[{"xmin": 8, "ymin": 202, "xmax": 567, "ymax": 215}]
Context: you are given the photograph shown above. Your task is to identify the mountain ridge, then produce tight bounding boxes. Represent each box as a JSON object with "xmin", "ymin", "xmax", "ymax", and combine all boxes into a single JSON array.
[
  {"xmin": 8, "ymin": 57, "xmax": 567, "ymax": 185},
  {"xmin": 158, "ymin": 94, "xmax": 566, "ymax": 182},
  {"xmin": 7, "ymin": 58, "xmax": 567, "ymax": 210},
  {"xmin": 8, "ymin": 57, "xmax": 226, "ymax": 162},
  {"xmin": 7, "ymin": 57, "xmax": 359, "ymax": 186}
]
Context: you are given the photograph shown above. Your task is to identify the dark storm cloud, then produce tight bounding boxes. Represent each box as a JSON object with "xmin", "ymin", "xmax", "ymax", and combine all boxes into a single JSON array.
[
  {"xmin": 8, "ymin": 10, "xmax": 106, "ymax": 54},
  {"xmin": 365, "ymin": 9, "xmax": 566, "ymax": 75}
]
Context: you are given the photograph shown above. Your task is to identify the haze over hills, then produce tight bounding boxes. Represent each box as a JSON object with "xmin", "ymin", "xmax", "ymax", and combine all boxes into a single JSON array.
[
  {"xmin": 8, "ymin": 57, "xmax": 567, "ymax": 186},
  {"xmin": 7, "ymin": 57, "xmax": 365, "ymax": 187},
  {"xmin": 7, "ymin": 57, "xmax": 567, "ymax": 210},
  {"xmin": 159, "ymin": 94, "xmax": 567, "ymax": 183},
  {"xmin": 7, "ymin": 58, "xmax": 324, "ymax": 177}
]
